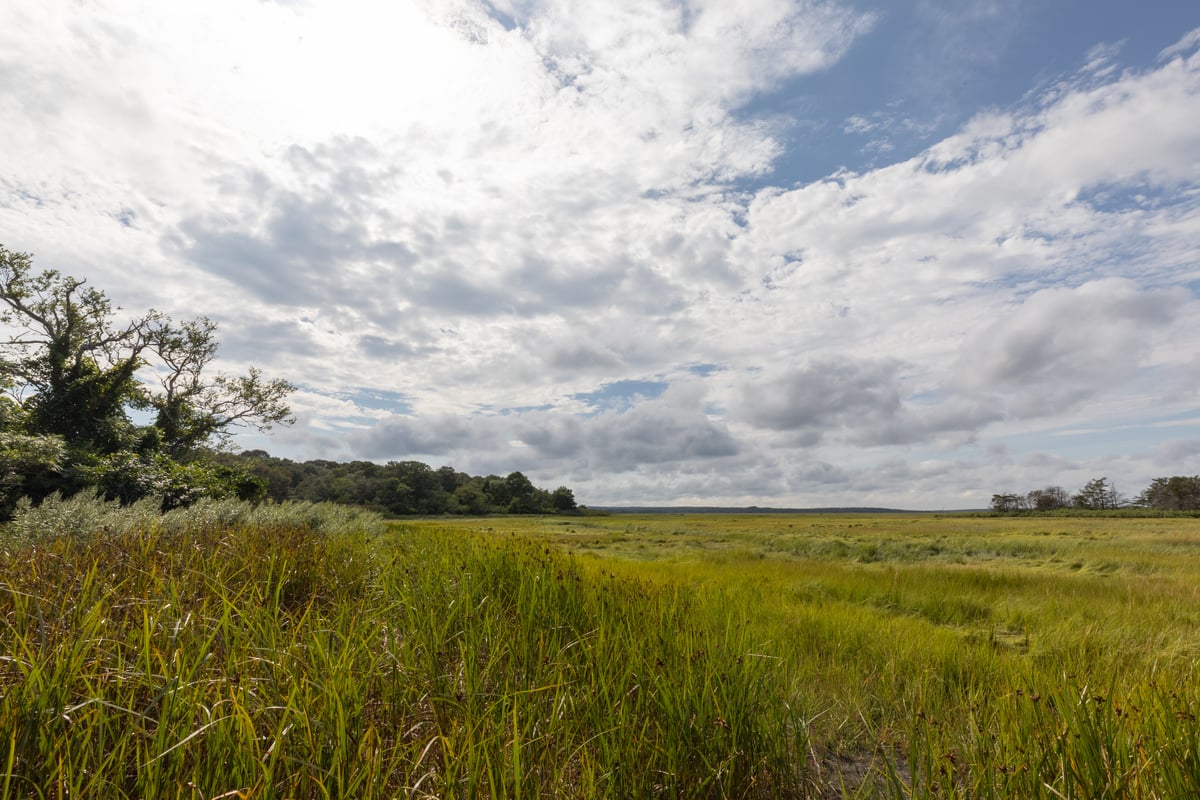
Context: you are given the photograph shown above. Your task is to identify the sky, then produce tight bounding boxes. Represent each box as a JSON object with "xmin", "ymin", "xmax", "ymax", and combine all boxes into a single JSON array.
[{"xmin": 2, "ymin": 0, "xmax": 1200, "ymax": 509}]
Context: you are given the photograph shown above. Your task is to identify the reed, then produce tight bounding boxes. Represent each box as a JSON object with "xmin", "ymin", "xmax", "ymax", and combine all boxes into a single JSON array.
[
  {"xmin": 1, "ymin": 501, "xmax": 811, "ymax": 798},
  {"xmin": 4, "ymin": 506, "xmax": 1199, "ymax": 797}
]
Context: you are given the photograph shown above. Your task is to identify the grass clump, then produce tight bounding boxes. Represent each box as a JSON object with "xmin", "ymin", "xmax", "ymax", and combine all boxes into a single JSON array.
[
  {"xmin": 0, "ymin": 501, "xmax": 808, "ymax": 798},
  {"xmin": 420, "ymin": 513, "xmax": 1200, "ymax": 797},
  {"xmin": 7, "ymin": 506, "xmax": 1199, "ymax": 797}
]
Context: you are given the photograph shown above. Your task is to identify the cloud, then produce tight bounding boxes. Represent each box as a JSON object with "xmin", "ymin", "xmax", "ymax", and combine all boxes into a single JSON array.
[
  {"xmin": 349, "ymin": 382, "xmax": 738, "ymax": 478},
  {"xmin": 954, "ymin": 279, "xmax": 1191, "ymax": 418},
  {"xmin": 351, "ymin": 413, "xmax": 500, "ymax": 459},
  {"xmin": 739, "ymin": 358, "xmax": 903, "ymax": 441},
  {"xmin": 5, "ymin": 5, "xmax": 1200, "ymax": 509},
  {"xmin": 1159, "ymin": 27, "xmax": 1200, "ymax": 62},
  {"xmin": 734, "ymin": 358, "xmax": 1001, "ymax": 448}
]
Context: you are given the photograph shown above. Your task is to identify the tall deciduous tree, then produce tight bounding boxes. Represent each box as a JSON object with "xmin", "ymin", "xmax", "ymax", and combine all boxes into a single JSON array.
[
  {"xmin": 145, "ymin": 318, "xmax": 293, "ymax": 455},
  {"xmin": 990, "ymin": 493, "xmax": 1025, "ymax": 513},
  {"xmin": 1, "ymin": 245, "xmax": 292, "ymax": 513},
  {"xmin": 550, "ymin": 485, "xmax": 577, "ymax": 512},
  {"xmin": 1, "ymin": 245, "xmax": 293, "ymax": 457},
  {"xmin": 1026, "ymin": 485, "xmax": 1070, "ymax": 511},
  {"xmin": 1, "ymin": 248, "xmax": 158, "ymax": 451}
]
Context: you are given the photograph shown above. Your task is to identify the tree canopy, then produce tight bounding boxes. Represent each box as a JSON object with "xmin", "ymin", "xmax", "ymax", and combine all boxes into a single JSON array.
[
  {"xmin": 211, "ymin": 452, "xmax": 582, "ymax": 517},
  {"xmin": 1, "ymin": 245, "xmax": 293, "ymax": 515},
  {"xmin": 990, "ymin": 475, "xmax": 1200, "ymax": 514},
  {"xmin": 1, "ymin": 245, "xmax": 584, "ymax": 520},
  {"xmin": 1136, "ymin": 476, "xmax": 1200, "ymax": 511}
]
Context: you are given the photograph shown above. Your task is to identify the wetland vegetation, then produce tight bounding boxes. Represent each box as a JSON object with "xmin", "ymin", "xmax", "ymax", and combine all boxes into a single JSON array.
[{"xmin": 3, "ymin": 502, "xmax": 1199, "ymax": 797}]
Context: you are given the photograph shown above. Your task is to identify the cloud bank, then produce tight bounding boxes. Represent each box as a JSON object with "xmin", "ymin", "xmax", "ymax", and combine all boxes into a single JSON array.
[{"xmin": 2, "ymin": 1, "xmax": 1199, "ymax": 507}]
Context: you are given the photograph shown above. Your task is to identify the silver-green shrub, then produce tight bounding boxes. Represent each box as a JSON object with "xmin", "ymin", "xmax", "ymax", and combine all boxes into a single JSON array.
[
  {"xmin": 3, "ymin": 490, "xmax": 161, "ymax": 546},
  {"xmin": 2, "ymin": 491, "xmax": 385, "ymax": 546}
]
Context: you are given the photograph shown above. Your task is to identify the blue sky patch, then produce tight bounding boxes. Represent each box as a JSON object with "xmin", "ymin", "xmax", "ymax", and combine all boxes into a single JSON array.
[
  {"xmin": 573, "ymin": 380, "xmax": 668, "ymax": 412},
  {"xmin": 343, "ymin": 389, "xmax": 414, "ymax": 415}
]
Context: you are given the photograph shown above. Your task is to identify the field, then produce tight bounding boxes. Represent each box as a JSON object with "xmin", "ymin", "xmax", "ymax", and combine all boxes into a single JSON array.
[
  {"xmin": 418, "ymin": 513, "xmax": 1200, "ymax": 796},
  {"xmin": 2, "ymin": 501, "xmax": 1199, "ymax": 798}
]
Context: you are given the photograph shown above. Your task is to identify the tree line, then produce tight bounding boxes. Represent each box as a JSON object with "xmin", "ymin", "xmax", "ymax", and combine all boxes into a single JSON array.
[
  {"xmin": 1, "ymin": 246, "xmax": 578, "ymax": 519},
  {"xmin": 214, "ymin": 450, "xmax": 577, "ymax": 516},
  {"xmin": 992, "ymin": 475, "xmax": 1200, "ymax": 513}
]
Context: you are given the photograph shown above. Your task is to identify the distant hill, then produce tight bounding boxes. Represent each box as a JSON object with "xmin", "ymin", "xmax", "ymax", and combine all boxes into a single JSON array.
[{"xmin": 591, "ymin": 505, "xmax": 921, "ymax": 514}]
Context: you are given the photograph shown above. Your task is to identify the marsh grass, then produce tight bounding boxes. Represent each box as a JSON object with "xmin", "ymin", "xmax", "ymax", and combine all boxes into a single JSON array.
[
  {"xmin": 0, "ymin": 502, "xmax": 809, "ymax": 798},
  {"xmin": 420, "ymin": 514, "xmax": 1200, "ymax": 797},
  {"xmin": 4, "ymin": 507, "xmax": 1199, "ymax": 797}
]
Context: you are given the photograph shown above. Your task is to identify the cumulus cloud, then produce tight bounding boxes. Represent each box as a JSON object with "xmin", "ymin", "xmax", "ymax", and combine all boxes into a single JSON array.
[
  {"xmin": 954, "ymin": 279, "xmax": 1191, "ymax": 418},
  {"xmin": 351, "ymin": 413, "xmax": 503, "ymax": 459},
  {"xmin": 3, "ymin": 3, "xmax": 1200, "ymax": 508},
  {"xmin": 739, "ymin": 358, "xmax": 903, "ymax": 442},
  {"xmin": 734, "ymin": 357, "xmax": 1001, "ymax": 448},
  {"xmin": 351, "ymin": 382, "xmax": 738, "ymax": 476}
]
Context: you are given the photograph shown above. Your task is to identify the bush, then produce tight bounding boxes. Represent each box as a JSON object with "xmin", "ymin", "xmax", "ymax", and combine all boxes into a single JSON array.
[{"xmin": 3, "ymin": 492, "xmax": 384, "ymax": 549}]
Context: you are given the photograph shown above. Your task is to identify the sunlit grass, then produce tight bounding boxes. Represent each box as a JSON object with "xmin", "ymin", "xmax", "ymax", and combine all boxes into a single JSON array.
[
  {"xmin": 1, "ymin": 503, "xmax": 809, "ymax": 798},
  {"xmin": 416, "ymin": 513, "xmax": 1200, "ymax": 797},
  {"xmin": 3, "ymin": 508, "xmax": 1199, "ymax": 797}
]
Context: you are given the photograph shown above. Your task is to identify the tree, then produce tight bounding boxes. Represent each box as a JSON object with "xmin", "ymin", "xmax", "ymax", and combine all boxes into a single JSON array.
[
  {"xmin": 84, "ymin": 449, "xmax": 265, "ymax": 509},
  {"xmin": 550, "ymin": 485, "xmax": 578, "ymax": 512},
  {"xmin": 1137, "ymin": 476, "xmax": 1200, "ymax": 511},
  {"xmin": 1, "ymin": 245, "xmax": 293, "ymax": 510},
  {"xmin": 208, "ymin": 450, "xmax": 581, "ymax": 517},
  {"xmin": 990, "ymin": 493, "xmax": 1025, "ymax": 513},
  {"xmin": 1, "ymin": 245, "xmax": 293, "ymax": 457},
  {"xmin": 504, "ymin": 471, "xmax": 536, "ymax": 513},
  {"xmin": 0, "ymin": 373, "xmax": 69, "ymax": 515},
  {"xmin": 1, "ymin": 247, "xmax": 158, "ymax": 451},
  {"xmin": 451, "ymin": 481, "xmax": 491, "ymax": 515},
  {"xmin": 146, "ymin": 318, "xmax": 293, "ymax": 455},
  {"xmin": 1073, "ymin": 477, "xmax": 1122, "ymax": 510},
  {"xmin": 1026, "ymin": 485, "xmax": 1070, "ymax": 511},
  {"xmin": 0, "ymin": 429, "xmax": 66, "ymax": 518}
]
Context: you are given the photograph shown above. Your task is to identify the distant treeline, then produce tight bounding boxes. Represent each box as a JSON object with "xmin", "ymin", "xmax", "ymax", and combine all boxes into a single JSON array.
[
  {"xmin": 211, "ymin": 450, "xmax": 580, "ymax": 517},
  {"xmin": 594, "ymin": 506, "xmax": 913, "ymax": 514},
  {"xmin": 0, "ymin": 248, "xmax": 580, "ymax": 521},
  {"xmin": 992, "ymin": 475, "xmax": 1200, "ymax": 513}
]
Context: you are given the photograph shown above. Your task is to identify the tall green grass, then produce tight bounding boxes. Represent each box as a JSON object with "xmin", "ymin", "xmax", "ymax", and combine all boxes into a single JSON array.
[
  {"xmin": 5, "ymin": 505, "xmax": 1199, "ymax": 797},
  {"xmin": 415, "ymin": 514, "xmax": 1200, "ymax": 798},
  {"xmin": 0, "ymin": 501, "xmax": 811, "ymax": 798}
]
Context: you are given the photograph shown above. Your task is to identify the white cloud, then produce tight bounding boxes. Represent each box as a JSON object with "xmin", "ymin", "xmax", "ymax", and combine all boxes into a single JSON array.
[
  {"xmin": 953, "ymin": 279, "xmax": 1192, "ymax": 418},
  {"xmin": 1159, "ymin": 26, "xmax": 1200, "ymax": 62},
  {"xmin": 3, "ymin": 3, "xmax": 1200, "ymax": 508}
]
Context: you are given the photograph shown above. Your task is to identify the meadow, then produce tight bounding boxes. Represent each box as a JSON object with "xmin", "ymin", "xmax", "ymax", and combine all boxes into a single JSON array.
[{"xmin": 2, "ymin": 499, "xmax": 1198, "ymax": 798}]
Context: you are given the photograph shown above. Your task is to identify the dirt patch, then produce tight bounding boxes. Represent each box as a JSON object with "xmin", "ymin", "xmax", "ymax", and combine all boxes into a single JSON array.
[{"xmin": 807, "ymin": 748, "xmax": 911, "ymax": 799}]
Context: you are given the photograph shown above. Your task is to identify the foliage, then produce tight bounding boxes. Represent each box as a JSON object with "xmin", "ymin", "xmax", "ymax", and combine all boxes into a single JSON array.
[
  {"xmin": 551, "ymin": 484, "xmax": 578, "ymax": 512},
  {"xmin": 0, "ymin": 245, "xmax": 293, "ymax": 457},
  {"xmin": 993, "ymin": 478, "xmax": 1124, "ymax": 513},
  {"xmin": 219, "ymin": 450, "xmax": 582, "ymax": 516},
  {"xmin": 1072, "ymin": 476, "xmax": 1123, "ymax": 510},
  {"xmin": 3, "ymin": 492, "xmax": 383, "ymax": 547},
  {"xmin": 0, "ymin": 429, "xmax": 66, "ymax": 519},
  {"xmin": 1137, "ymin": 475, "xmax": 1200, "ymax": 510},
  {"xmin": 145, "ymin": 317, "xmax": 293, "ymax": 455},
  {"xmin": 2, "ymin": 490, "xmax": 162, "ymax": 549},
  {"xmin": 989, "ymin": 493, "xmax": 1024, "ymax": 513},
  {"xmin": 1025, "ymin": 484, "xmax": 1070, "ymax": 511},
  {"xmin": 0, "ymin": 244, "xmax": 293, "ymax": 517},
  {"xmin": 0, "ymin": 247, "xmax": 149, "ymax": 452},
  {"xmin": 82, "ymin": 449, "xmax": 266, "ymax": 509}
]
